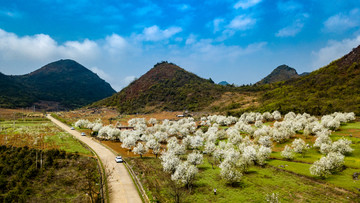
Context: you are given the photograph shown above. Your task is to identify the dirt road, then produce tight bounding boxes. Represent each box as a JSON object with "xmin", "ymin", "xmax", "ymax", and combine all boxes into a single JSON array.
[{"xmin": 47, "ymin": 115, "xmax": 142, "ymax": 203}]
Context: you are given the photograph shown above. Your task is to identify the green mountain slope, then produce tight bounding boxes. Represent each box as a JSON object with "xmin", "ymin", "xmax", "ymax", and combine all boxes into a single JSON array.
[
  {"xmin": 0, "ymin": 59, "xmax": 116, "ymax": 109},
  {"xmin": 92, "ymin": 61, "xmax": 229, "ymax": 113},
  {"xmin": 258, "ymin": 45, "xmax": 360, "ymax": 115},
  {"xmin": 0, "ymin": 73, "xmax": 36, "ymax": 108}
]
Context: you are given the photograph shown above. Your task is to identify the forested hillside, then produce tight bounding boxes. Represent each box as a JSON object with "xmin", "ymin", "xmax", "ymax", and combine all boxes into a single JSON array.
[
  {"xmin": 0, "ymin": 59, "xmax": 116, "ymax": 109},
  {"xmin": 256, "ymin": 45, "xmax": 360, "ymax": 115},
  {"xmin": 92, "ymin": 61, "xmax": 232, "ymax": 113}
]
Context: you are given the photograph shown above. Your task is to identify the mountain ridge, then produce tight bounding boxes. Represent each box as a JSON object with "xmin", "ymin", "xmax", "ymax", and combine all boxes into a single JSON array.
[
  {"xmin": 255, "ymin": 45, "xmax": 360, "ymax": 115},
  {"xmin": 91, "ymin": 61, "xmax": 230, "ymax": 113},
  {"xmin": 0, "ymin": 59, "xmax": 116, "ymax": 110}
]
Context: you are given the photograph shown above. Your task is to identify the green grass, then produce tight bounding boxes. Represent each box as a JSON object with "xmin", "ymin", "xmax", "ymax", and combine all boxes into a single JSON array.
[
  {"xmin": 44, "ymin": 132, "xmax": 91, "ymax": 155},
  {"xmin": 0, "ymin": 120, "xmax": 91, "ymax": 155},
  {"xmin": 267, "ymin": 159, "xmax": 360, "ymax": 193},
  {"xmin": 269, "ymin": 122, "xmax": 360, "ymax": 169},
  {"xmin": 338, "ymin": 122, "xmax": 360, "ymax": 129},
  {"xmin": 128, "ymin": 156, "xmax": 359, "ymax": 203},
  {"xmin": 189, "ymin": 158, "xmax": 359, "ymax": 202}
]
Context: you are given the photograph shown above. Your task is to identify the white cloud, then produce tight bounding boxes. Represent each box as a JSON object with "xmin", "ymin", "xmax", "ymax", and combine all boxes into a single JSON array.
[
  {"xmin": 60, "ymin": 39, "xmax": 99, "ymax": 59},
  {"xmin": 0, "ymin": 9, "xmax": 22, "ymax": 18},
  {"xmin": 227, "ymin": 15, "xmax": 256, "ymax": 30},
  {"xmin": 124, "ymin": 76, "xmax": 136, "ymax": 84},
  {"xmin": 185, "ymin": 34, "xmax": 197, "ymax": 45},
  {"xmin": 174, "ymin": 4, "xmax": 192, "ymax": 11},
  {"xmin": 277, "ymin": 1, "xmax": 303, "ymax": 12},
  {"xmin": 0, "ymin": 29, "xmax": 57, "ymax": 60},
  {"xmin": 139, "ymin": 25, "xmax": 182, "ymax": 42},
  {"xmin": 0, "ymin": 28, "xmax": 100, "ymax": 61},
  {"xmin": 276, "ymin": 21, "xmax": 304, "ymax": 37},
  {"xmin": 312, "ymin": 35, "xmax": 360, "ymax": 69},
  {"xmin": 234, "ymin": 0, "xmax": 262, "ymax": 9},
  {"xmin": 276, "ymin": 13, "xmax": 308, "ymax": 37},
  {"xmin": 0, "ymin": 28, "xmax": 101, "ymax": 75},
  {"xmin": 188, "ymin": 40, "xmax": 266, "ymax": 61},
  {"xmin": 90, "ymin": 67, "xmax": 112, "ymax": 81},
  {"xmin": 212, "ymin": 18, "xmax": 225, "ymax": 33},
  {"xmin": 323, "ymin": 9, "xmax": 360, "ymax": 33},
  {"xmin": 104, "ymin": 34, "xmax": 128, "ymax": 55},
  {"xmin": 0, "ymin": 27, "xmax": 268, "ymax": 91}
]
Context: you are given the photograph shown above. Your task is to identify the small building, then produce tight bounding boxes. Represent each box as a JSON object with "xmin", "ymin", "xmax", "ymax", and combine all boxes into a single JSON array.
[
  {"xmin": 177, "ymin": 110, "xmax": 192, "ymax": 117},
  {"xmin": 117, "ymin": 126, "xmax": 135, "ymax": 131}
]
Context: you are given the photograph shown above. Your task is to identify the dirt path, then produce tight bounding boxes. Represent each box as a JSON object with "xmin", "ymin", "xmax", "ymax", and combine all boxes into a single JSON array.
[{"xmin": 47, "ymin": 115, "xmax": 142, "ymax": 203}]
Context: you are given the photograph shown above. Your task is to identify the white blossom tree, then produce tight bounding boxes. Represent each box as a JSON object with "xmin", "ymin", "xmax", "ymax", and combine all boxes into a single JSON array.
[
  {"xmin": 190, "ymin": 135, "xmax": 204, "ymax": 149},
  {"xmin": 187, "ymin": 151, "xmax": 203, "ymax": 166},
  {"xmin": 237, "ymin": 146, "xmax": 257, "ymax": 171},
  {"xmin": 310, "ymin": 152, "xmax": 344, "ymax": 178},
  {"xmin": 146, "ymin": 139, "xmax": 161, "ymax": 158},
  {"xmin": 255, "ymin": 120, "xmax": 263, "ymax": 128},
  {"xmin": 132, "ymin": 142, "xmax": 148, "ymax": 158},
  {"xmin": 161, "ymin": 151, "xmax": 181, "ymax": 173},
  {"xmin": 227, "ymin": 128, "xmax": 242, "ymax": 145},
  {"xmin": 171, "ymin": 161, "xmax": 198, "ymax": 188},
  {"xmin": 258, "ymin": 136, "xmax": 272, "ymax": 148},
  {"xmin": 154, "ymin": 131, "xmax": 168, "ymax": 143},
  {"xmin": 92, "ymin": 123, "xmax": 103, "ymax": 132},
  {"xmin": 314, "ymin": 134, "xmax": 332, "ymax": 148},
  {"xmin": 320, "ymin": 143, "xmax": 332, "ymax": 154},
  {"xmin": 74, "ymin": 119, "xmax": 91, "ymax": 128},
  {"xmin": 204, "ymin": 142, "xmax": 216, "ymax": 155},
  {"xmin": 331, "ymin": 138, "xmax": 353, "ymax": 155},
  {"xmin": 121, "ymin": 136, "xmax": 136, "ymax": 152},
  {"xmin": 148, "ymin": 118, "xmax": 157, "ymax": 126},
  {"xmin": 256, "ymin": 146, "xmax": 272, "ymax": 166},
  {"xmin": 291, "ymin": 138, "xmax": 308, "ymax": 156},
  {"xmin": 272, "ymin": 111, "xmax": 282, "ymax": 120},
  {"xmin": 216, "ymin": 129, "xmax": 227, "ymax": 140},
  {"xmin": 281, "ymin": 145, "xmax": 294, "ymax": 160},
  {"xmin": 219, "ymin": 159, "xmax": 243, "ymax": 186}
]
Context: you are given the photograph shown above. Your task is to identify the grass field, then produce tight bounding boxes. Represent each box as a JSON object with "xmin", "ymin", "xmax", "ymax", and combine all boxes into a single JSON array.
[
  {"xmin": 0, "ymin": 119, "xmax": 91, "ymax": 155},
  {"xmin": 128, "ymin": 156, "xmax": 359, "ymax": 203}
]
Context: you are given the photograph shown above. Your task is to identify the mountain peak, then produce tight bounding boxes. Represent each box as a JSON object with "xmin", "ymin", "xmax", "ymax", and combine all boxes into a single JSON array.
[
  {"xmin": 0, "ymin": 59, "xmax": 115, "ymax": 109},
  {"xmin": 120, "ymin": 61, "xmax": 199, "ymax": 100},
  {"xmin": 146, "ymin": 61, "xmax": 184, "ymax": 80},
  {"xmin": 257, "ymin": 64, "xmax": 299, "ymax": 85},
  {"xmin": 92, "ymin": 62, "xmax": 225, "ymax": 113},
  {"xmin": 218, "ymin": 81, "xmax": 229, "ymax": 86},
  {"xmin": 28, "ymin": 59, "xmax": 87, "ymax": 76}
]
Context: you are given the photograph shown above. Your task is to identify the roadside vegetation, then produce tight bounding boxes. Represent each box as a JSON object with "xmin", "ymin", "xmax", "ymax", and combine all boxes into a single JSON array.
[
  {"xmin": 0, "ymin": 146, "xmax": 100, "ymax": 202},
  {"xmin": 0, "ymin": 109, "xmax": 101, "ymax": 202}
]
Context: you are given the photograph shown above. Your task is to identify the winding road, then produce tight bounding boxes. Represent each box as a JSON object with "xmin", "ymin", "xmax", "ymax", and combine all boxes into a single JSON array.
[{"xmin": 47, "ymin": 115, "xmax": 142, "ymax": 203}]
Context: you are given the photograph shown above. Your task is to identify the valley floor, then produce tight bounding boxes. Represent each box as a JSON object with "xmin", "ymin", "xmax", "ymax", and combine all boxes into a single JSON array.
[{"xmin": 54, "ymin": 109, "xmax": 360, "ymax": 202}]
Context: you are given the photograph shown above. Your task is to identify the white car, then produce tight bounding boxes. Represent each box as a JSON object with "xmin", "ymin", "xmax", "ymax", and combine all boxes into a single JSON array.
[
  {"xmin": 81, "ymin": 132, "xmax": 86, "ymax": 136},
  {"xmin": 71, "ymin": 127, "xmax": 75, "ymax": 130},
  {"xmin": 115, "ymin": 156, "xmax": 123, "ymax": 163}
]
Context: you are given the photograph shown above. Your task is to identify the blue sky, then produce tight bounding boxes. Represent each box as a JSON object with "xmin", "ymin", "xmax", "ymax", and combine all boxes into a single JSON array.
[{"xmin": 0, "ymin": 0, "xmax": 360, "ymax": 90}]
